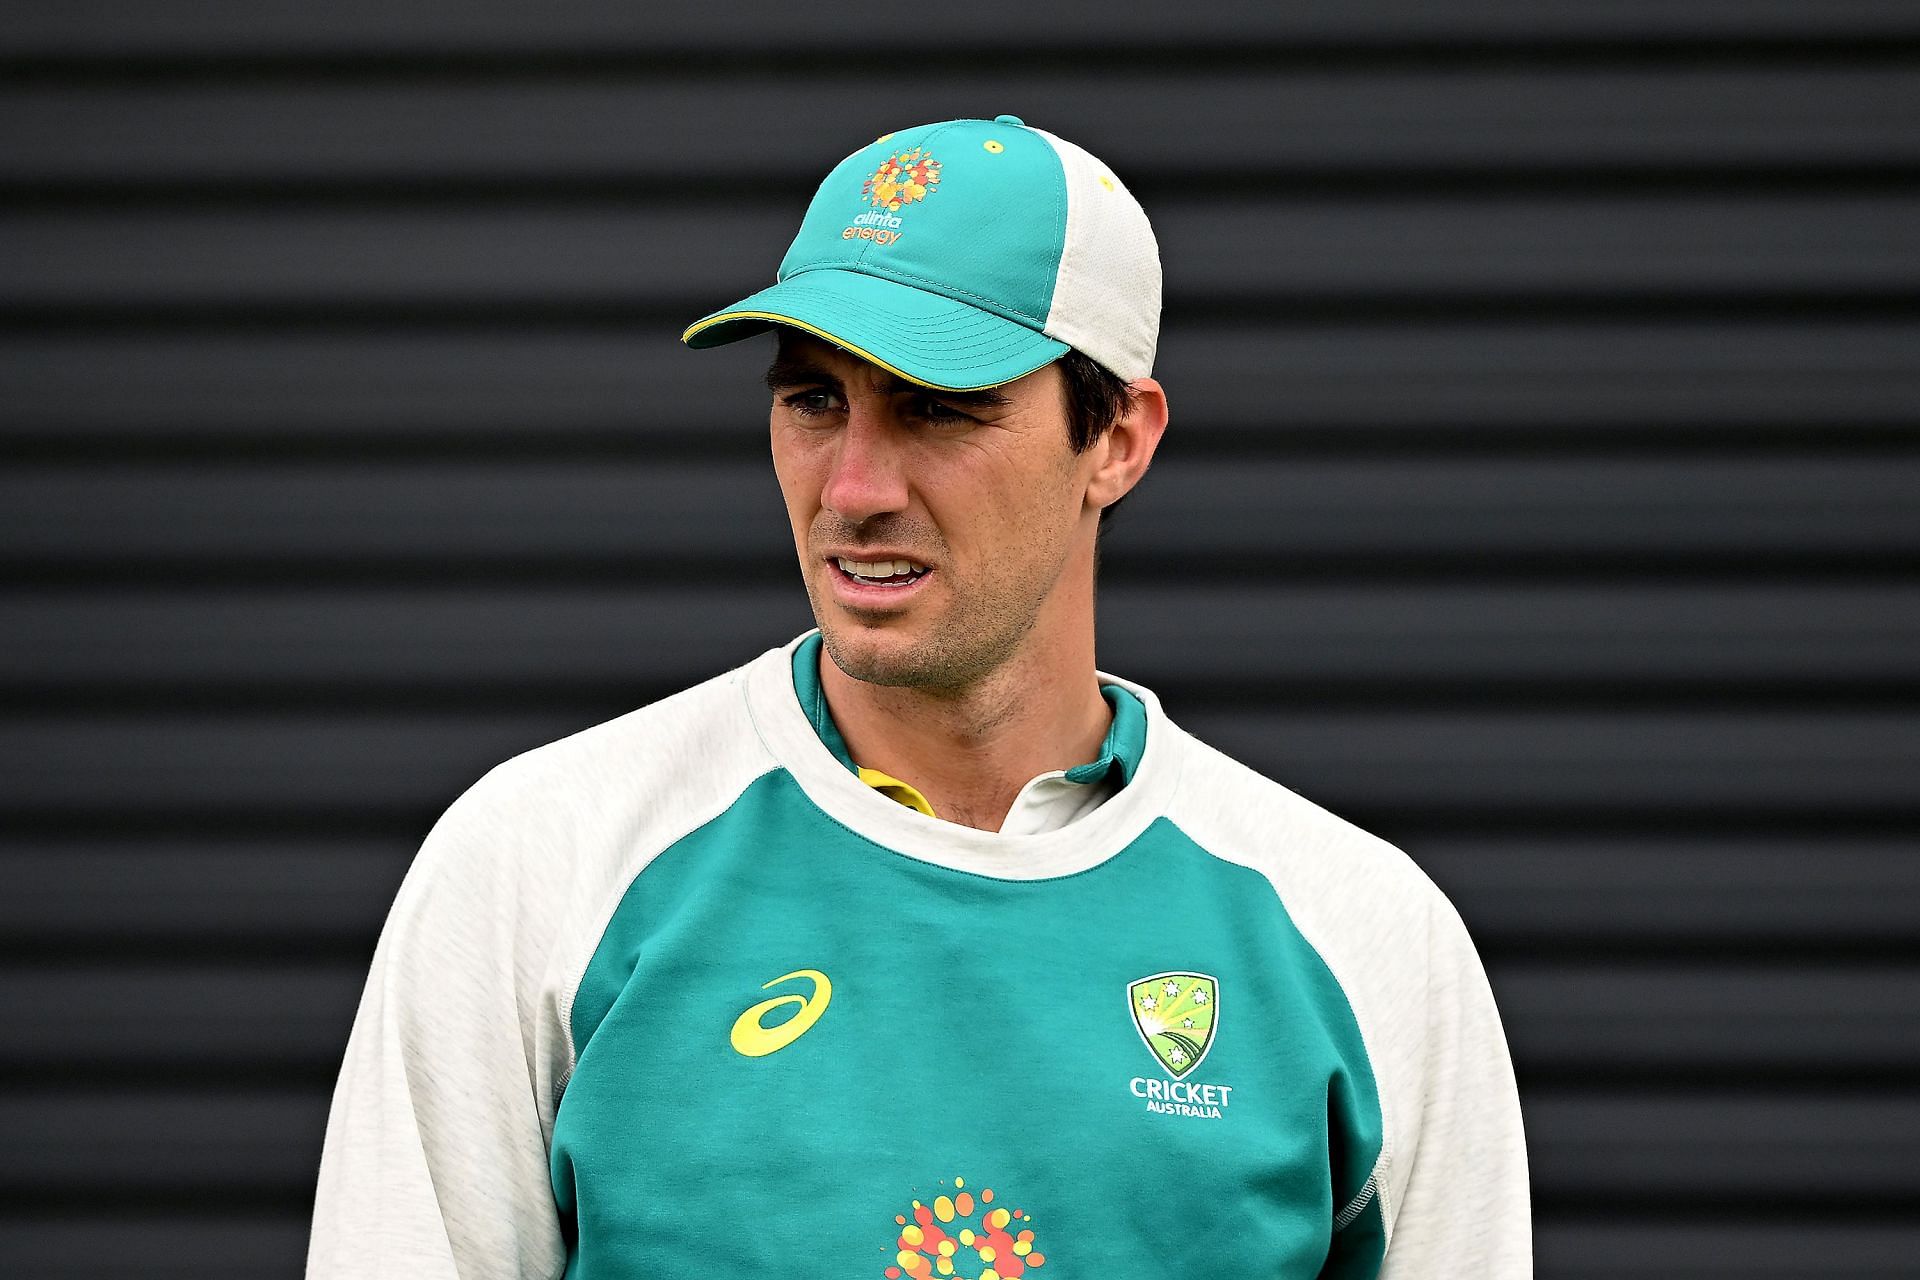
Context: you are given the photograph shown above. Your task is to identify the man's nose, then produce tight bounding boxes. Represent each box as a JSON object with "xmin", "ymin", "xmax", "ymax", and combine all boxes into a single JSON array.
[{"xmin": 821, "ymin": 404, "xmax": 910, "ymax": 524}]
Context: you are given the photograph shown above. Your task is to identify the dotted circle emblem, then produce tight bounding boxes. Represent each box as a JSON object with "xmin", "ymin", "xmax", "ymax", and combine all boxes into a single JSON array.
[{"xmin": 863, "ymin": 147, "xmax": 942, "ymax": 211}]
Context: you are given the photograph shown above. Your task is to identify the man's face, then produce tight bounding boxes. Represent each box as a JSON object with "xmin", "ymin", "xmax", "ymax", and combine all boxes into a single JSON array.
[{"xmin": 766, "ymin": 332, "xmax": 1097, "ymax": 692}]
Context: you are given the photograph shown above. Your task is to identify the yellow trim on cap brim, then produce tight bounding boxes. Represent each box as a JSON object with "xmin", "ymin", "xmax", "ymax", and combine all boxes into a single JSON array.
[{"xmin": 680, "ymin": 309, "xmax": 1015, "ymax": 393}]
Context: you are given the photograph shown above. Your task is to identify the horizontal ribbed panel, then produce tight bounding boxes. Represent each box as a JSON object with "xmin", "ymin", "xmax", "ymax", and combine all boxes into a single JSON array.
[
  {"xmin": 9, "ymin": 323, "xmax": 1919, "ymax": 440},
  {"xmin": 2, "ymin": 709, "xmax": 1913, "ymax": 817},
  {"xmin": 5, "ymin": 457, "xmax": 1913, "ymax": 567},
  {"xmin": 9, "ymin": 2, "xmax": 1920, "ymax": 59},
  {"xmin": 5, "ymin": 196, "xmax": 1913, "ymax": 315},
  {"xmin": 4, "ymin": 583, "xmax": 1913, "ymax": 689},
  {"xmin": 7, "ymin": 69, "xmax": 1918, "ymax": 190}
]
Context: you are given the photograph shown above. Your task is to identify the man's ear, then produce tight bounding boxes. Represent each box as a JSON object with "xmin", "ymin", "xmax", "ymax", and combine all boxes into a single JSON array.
[{"xmin": 1086, "ymin": 378, "xmax": 1169, "ymax": 512}]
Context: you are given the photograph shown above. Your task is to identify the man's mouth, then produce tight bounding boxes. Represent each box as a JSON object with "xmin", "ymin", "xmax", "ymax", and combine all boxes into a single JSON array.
[{"xmin": 831, "ymin": 555, "xmax": 932, "ymax": 587}]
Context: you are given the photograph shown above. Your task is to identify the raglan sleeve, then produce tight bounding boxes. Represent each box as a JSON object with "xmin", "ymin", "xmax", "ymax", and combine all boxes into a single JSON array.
[
  {"xmin": 1377, "ymin": 891, "xmax": 1532, "ymax": 1279},
  {"xmin": 307, "ymin": 762, "xmax": 569, "ymax": 1280}
]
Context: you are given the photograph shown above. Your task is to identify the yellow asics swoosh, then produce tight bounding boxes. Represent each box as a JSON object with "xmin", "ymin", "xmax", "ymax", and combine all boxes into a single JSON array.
[{"xmin": 729, "ymin": 969, "xmax": 832, "ymax": 1057}]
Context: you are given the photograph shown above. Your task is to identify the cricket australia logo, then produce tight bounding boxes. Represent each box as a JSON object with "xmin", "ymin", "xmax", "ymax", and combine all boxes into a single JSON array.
[{"xmin": 1126, "ymin": 971, "xmax": 1235, "ymax": 1120}]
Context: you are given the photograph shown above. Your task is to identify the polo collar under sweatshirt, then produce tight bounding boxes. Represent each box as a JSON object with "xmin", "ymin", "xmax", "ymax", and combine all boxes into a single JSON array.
[{"xmin": 788, "ymin": 630, "xmax": 1148, "ymax": 835}]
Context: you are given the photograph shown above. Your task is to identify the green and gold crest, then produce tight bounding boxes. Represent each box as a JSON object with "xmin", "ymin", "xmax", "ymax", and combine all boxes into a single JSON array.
[{"xmin": 1128, "ymin": 971, "xmax": 1219, "ymax": 1078}]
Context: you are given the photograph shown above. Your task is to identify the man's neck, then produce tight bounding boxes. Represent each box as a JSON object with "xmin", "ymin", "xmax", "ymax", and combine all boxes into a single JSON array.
[{"xmin": 817, "ymin": 630, "xmax": 1112, "ymax": 832}]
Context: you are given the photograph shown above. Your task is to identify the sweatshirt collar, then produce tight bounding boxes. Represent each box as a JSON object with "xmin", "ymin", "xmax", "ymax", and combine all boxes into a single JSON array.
[{"xmin": 789, "ymin": 630, "xmax": 1146, "ymax": 817}]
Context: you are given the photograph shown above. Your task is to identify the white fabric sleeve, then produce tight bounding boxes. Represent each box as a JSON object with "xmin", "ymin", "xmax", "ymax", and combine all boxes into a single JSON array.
[
  {"xmin": 1378, "ymin": 894, "xmax": 1533, "ymax": 1278},
  {"xmin": 307, "ymin": 762, "xmax": 569, "ymax": 1280}
]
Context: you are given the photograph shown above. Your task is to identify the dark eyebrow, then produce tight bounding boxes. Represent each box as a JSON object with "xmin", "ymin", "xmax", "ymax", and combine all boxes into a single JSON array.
[
  {"xmin": 893, "ymin": 380, "xmax": 1011, "ymax": 411},
  {"xmin": 764, "ymin": 355, "xmax": 1011, "ymax": 410},
  {"xmin": 765, "ymin": 357, "xmax": 840, "ymax": 393}
]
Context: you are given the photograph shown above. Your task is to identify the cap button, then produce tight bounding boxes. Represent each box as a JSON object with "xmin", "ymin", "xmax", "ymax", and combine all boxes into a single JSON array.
[{"xmin": 993, "ymin": 114, "xmax": 1025, "ymax": 126}]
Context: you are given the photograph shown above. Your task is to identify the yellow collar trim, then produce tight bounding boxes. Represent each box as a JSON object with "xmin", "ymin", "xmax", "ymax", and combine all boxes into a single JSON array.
[{"xmin": 855, "ymin": 766, "xmax": 938, "ymax": 819}]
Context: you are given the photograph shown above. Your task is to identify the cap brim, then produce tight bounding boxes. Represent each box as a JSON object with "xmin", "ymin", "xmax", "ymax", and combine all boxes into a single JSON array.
[{"xmin": 681, "ymin": 269, "xmax": 1068, "ymax": 392}]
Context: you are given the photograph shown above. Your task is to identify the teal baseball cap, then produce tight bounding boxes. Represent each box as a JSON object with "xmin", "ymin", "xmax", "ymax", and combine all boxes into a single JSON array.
[{"xmin": 681, "ymin": 115, "xmax": 1161, "ymax": 391}]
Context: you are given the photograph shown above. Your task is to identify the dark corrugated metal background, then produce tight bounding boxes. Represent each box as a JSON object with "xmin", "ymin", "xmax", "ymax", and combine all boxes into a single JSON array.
[{"xmin": 3, "ymin": 4, "xmax": 1917, "ymax": 1276}]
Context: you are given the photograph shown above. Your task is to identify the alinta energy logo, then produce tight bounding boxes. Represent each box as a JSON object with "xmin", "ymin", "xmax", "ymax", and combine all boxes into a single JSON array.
[
  {"xmin": 845, "ymin": 146, "xmax": 942, "ymax": 248},
  {"xmin": 883, "ymin": 1174, "xmax": 1044, "ymax": 1279},
  {"xmin": 1127, "ymin": 971, "xmax": 1235, "ymax": 1120}
]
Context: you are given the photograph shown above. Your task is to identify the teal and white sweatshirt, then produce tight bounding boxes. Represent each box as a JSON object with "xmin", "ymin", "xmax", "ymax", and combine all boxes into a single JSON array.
[{"xmin": 308, "ymin": 629, "xmax": 1530, "ymax": 1279}]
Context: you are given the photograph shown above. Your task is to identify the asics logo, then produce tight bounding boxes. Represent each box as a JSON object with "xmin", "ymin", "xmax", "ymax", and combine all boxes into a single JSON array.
[{"xmin": 730, "ymin": 968, "xmax": 832, "ymax": 1057}]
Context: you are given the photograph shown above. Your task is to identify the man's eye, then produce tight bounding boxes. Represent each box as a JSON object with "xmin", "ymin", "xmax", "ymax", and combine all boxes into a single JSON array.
[
  {"xmin": 781, "ymin": 389, "xmax": 840, "ymax": 417},
  {"xmin": 909, "ymin": 396, "xmax": 974, "ymax": 426}
]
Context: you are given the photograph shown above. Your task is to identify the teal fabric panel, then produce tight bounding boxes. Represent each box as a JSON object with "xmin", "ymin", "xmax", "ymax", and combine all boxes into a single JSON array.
[
  {"xmin": 1321, "ymin": 1196, "xmax": 1389, "ymax": 1279},
  {"xmin": 1063, "ymin": 684, "xmax": 1146, "ymax": 787},
  {"xmin": 790, "ymin": 631, "xmax": 858, "ymax": 772},
  {"xmin": 777, "ymin": 118, "xmax": 1069, "ymax": 327},
  {"xmin": 554, "ymin": 771, "xmax": 1386, "ymax": 1278},
  {"xmin": 683, "ymin": 267, "xmax": 1071, "ymax": 392}
]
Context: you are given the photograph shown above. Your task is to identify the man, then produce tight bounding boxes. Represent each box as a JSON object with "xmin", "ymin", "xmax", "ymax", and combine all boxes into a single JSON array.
[{"xmin": 309, "ymin": 115, "xmax": 1529, "ymax": 1279}]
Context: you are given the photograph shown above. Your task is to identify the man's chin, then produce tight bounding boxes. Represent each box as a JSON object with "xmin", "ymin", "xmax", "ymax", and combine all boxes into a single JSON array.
[{"xmin": 817, "ymin": 621, "xmax": 944, "ymax": 690}]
